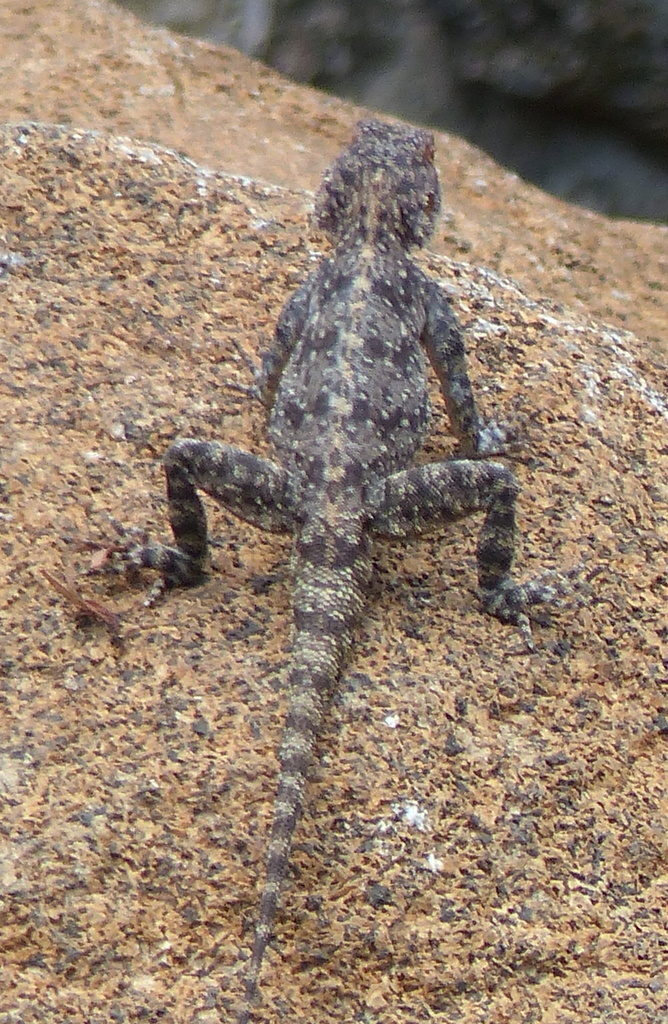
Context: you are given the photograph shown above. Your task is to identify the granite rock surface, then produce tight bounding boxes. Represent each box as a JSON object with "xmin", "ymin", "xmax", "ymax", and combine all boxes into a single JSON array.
[
  {"xmin": 116, "ymin": 0, "xmax": 668, "ymax": 219},
  {"xmin": 1, "ymin": 3, "xmax": 667, "ymax": 1023}
]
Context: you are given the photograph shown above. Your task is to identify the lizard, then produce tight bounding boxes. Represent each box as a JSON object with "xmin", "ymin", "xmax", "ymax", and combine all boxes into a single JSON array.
[{"xmin": 114, "ymin": 118, "xmax": 563, "ymax": 1021}]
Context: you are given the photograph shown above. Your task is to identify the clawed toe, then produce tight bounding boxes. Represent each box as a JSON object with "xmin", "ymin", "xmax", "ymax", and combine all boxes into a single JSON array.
[
  {"xmin": 96, "ymin": 520, "xmax": 207, "ymax": 595},
  {"xmin": 482, "ymin": 564, "xmax": 581, "ymax": 650}
]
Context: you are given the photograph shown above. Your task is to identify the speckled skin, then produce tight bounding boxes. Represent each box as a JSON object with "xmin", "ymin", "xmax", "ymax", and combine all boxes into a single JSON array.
[{"xmin": 125, "ymin": 119, "xmax": 556, "ymax": 1021}]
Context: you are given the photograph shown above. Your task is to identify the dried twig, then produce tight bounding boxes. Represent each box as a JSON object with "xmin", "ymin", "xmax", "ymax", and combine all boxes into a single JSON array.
[{"xmin": 43, "ymin": 569, "xmax": 121, "ymax": 633}]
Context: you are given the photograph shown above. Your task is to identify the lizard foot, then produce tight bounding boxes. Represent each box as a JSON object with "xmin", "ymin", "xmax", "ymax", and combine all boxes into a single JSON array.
[
  {"xmin": 104, "ymin": 519, "xmax": 207, "ymax": 602},
  {"xmin": 481, "ymin": 565, "xmax": 581, "ymax": 650}
]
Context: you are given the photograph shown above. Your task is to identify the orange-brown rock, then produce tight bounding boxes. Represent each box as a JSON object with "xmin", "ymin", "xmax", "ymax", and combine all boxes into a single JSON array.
[{"xmin": 1, "ymin": 3, "xmax": 667, "ymax": 1023}]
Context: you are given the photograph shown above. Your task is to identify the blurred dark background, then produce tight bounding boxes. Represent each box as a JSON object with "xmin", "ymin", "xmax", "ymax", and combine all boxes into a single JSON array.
[{"xmin": 115, "ymin": 0, "xmax": 668, "ymax": 221}]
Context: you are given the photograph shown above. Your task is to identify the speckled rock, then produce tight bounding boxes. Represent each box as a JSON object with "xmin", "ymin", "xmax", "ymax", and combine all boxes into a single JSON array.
[
  {"xmin": 117, "ymin": 0, "xmax": 668, "ymax": 219},
  {"xmin": 1, "ymin": 0, "xmax": 667, "ymax": 349},
  {"xmin": 1, "ymin": 4, "xmax": 667, "ymax": 1024}
]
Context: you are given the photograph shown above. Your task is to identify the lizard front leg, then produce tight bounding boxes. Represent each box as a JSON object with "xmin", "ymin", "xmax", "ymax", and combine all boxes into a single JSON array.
[
  {"xmin": 369, "ymin": 459, "xmax": 558, "ymax": 634},
  {"xmin": 123, "ymin": 439, "xmax": 295, "ymax": 588}
]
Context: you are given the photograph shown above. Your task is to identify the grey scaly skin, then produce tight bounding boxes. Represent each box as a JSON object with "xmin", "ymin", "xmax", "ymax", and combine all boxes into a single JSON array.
[{"xmin": 119, "ymin": 119, "xmax": 561, "ymax": 1020}]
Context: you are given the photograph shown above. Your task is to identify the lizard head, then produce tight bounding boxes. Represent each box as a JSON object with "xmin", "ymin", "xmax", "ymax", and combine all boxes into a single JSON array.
[{"xmin": 313, "ymin": 118, "xmax": 441, "ymax": 249}]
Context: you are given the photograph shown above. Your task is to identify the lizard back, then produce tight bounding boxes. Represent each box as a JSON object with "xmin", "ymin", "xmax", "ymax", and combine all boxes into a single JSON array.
[{"xmin": 269, "ymin": 243, "xmax": 433, "ymax": 486}]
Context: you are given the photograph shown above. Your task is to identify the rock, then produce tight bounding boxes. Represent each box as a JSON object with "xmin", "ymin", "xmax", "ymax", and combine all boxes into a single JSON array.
[
  {"xmin": 116, "ymin": 0, "xmax": 668, "ymax": 219},
  {"xmin": 1, "ymin": 3, "xmax": 668, "ymax": 1024},
  {"xmin": 2, "ymin": 0, "xmax": 667, "ymax": 347},
  {"xmin": 430, "ymin": 0, "xmax": 668, "ymax": 143},
  {"xmin": 426, "ymin": 0, "xmax": 668, "ymax": 218}
]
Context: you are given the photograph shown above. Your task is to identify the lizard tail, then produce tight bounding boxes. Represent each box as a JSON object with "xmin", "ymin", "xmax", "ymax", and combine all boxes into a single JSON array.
[
  {"xmin": 237, "ymin": 648, "xmax": 330, "ymax": 1022},
  {"xmin": 236, "ymin": 516, "xmax": 370, "ymax": 1022}
]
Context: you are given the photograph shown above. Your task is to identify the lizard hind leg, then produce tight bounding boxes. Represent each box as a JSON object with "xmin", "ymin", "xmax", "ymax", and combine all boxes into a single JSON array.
[
  {"xmin": 124, "ymin": 438, "xmax": 295, "ymax": 589},
  {"xmin": 369, "ymin": 458, "xmax": 558, "ymax": 636}
]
